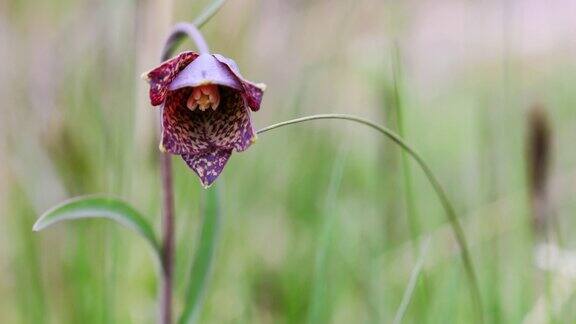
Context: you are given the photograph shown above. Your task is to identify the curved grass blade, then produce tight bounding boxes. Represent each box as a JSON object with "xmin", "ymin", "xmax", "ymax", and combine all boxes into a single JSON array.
[
  {"xmin": 257, "ymin": 114, "xmax": 484, "ymax": 323},
  {"xmin": 33, "ymin": 195, "xmax": 160, "ymax": 254},
  {"xmin": 179, "ymin": 186, "xmax": 221, "ymax": 324}
]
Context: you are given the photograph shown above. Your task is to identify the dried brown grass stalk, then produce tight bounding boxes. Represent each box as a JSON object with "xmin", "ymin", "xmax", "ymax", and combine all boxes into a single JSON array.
[{"xmin": 526, "ymin": 104, "xmax": 552, "ymax": 240}]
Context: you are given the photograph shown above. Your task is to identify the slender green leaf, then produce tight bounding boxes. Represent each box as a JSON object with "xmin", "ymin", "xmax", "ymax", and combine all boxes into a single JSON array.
[
  {"xmin": 179, "ymin": 186, "xmax": 221, "ymax": 324},
  {"xmin": 33, "ymin": 195, "xmax": 160, "ymax": 254},
  {"xmin": 391, "ymin": 44, "xmax": 431, "ymax": 320},
  {"xmin": 193, "ymin": 0, "xmax": 227, "ymax": 28},
  {"xmin": 393, "ymin": 236, "xmax": 431, "ymax": 324},
  {"xmin": 307, "ymin": 148, "xmax": 348, "ymax": 324}
]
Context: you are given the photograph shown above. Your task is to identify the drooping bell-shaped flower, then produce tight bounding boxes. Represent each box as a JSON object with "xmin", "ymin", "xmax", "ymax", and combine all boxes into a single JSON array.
[{"xmin": 144, "ymin": 51, "xmax": 265, "ymax": 187}]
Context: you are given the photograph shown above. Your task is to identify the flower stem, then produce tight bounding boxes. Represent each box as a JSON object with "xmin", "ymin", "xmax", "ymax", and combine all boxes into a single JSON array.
[
  {"xmin": 158, "ymin": 26, "xmax": 179, "ymax": 322},
  {"xmin": 257, "ymin": 114, "xmax": 484, "ymax": 323},
  {"xmin": 162, "ymin": 22, "xmax": 210, "ymax": 59},
  {"xmin": 157, "ymin": 19, "xmax": 214, "ymax": 324},
  {"xmin": 160, "ymin": 152, "xmax": 175, "ymax": 324}
]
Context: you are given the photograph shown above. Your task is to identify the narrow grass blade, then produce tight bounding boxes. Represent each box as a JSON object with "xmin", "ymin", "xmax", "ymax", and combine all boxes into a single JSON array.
[
  {"xmin": 307, "ymin": 147, "xmax": 348, "ymax": 324},
  {"xmin": 33, "ymin": 195, "xmax": 160, "ymax": 253},
  {"xmin": 393, "ymin": 236, "xmax": 431, "ymax": 324},
  {"xmin": 391, "ymin": 44, "xmax": 420, "ymax": 243},
  {"xmin": 8, "ymin": 187, "xmax": 48, "ymax": 322},
  {"xmin": 193, "ymin": 0, "xmax": 227, "ymax": 29},
  {"xmin": 392, "ymin": 44, "xmax": 431, "ymax": 319},
  {"xmin": 179, "ymin": 186, "xmax": 221, "ymax": 324}
]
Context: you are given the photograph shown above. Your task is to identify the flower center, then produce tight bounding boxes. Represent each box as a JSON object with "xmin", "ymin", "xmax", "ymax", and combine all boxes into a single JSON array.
[{"xmin": 187, "ymin": 85, "xmax": 220, "ymax": 111}]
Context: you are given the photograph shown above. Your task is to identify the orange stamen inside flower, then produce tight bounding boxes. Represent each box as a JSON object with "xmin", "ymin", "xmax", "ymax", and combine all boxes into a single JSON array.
[{"xmin": 187, "ymin": 85, "xmax": 220, "ymax": 111}]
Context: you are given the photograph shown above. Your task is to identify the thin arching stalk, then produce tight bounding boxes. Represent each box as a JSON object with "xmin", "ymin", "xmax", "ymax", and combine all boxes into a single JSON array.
[
  {"xmin": 257, "ymin": 114, "xmax": 484, "ymax": 322},
  {"xmin": 161, "ymin": 23, "xmax": 210, "ymax": 58}
]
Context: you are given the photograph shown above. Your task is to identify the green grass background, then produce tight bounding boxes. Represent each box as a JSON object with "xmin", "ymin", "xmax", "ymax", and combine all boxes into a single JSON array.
[{"xmin": 1, "ymin": 0, "xmax": 576, "ymax": 323}]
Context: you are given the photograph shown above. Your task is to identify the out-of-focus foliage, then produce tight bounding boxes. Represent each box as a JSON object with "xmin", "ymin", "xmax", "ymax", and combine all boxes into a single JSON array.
[{"xmin": 1, "ymin": 0, "xmax": 576, "ymax": 323}]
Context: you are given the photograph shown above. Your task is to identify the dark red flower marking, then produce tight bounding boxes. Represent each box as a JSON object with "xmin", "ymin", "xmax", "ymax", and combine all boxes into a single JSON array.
[{"xmin": 146, "ymin": 51, "xmax": 199, "ymax": 106}]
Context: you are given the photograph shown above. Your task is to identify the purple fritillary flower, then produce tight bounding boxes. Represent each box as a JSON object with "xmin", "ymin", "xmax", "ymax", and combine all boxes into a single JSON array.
[{"xmin": 144, "ymin": 51, "xmax": 265, "ymax": 187}]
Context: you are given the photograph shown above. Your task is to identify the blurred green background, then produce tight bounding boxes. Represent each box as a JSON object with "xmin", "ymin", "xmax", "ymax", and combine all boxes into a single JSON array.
[{"xmin": 1, "ymin": 0, "xmax": 576, "ymax": 323}]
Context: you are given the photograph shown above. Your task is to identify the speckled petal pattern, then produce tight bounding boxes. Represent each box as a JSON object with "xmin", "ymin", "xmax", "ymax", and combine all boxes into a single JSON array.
[
  {"xmin": 182, "ymin": 149, "xmax": 232, "ymax": 187},
  {"xmin": 146, "ymin": 51, "xmax": 198, "ymax": 106},
  {"xmin": 161, "ymin": 87, "xmax": 256, "ymax": 155},
  {"xmin": 161, "ymin": 88, "xmax": 208, "ymax": 154}
]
